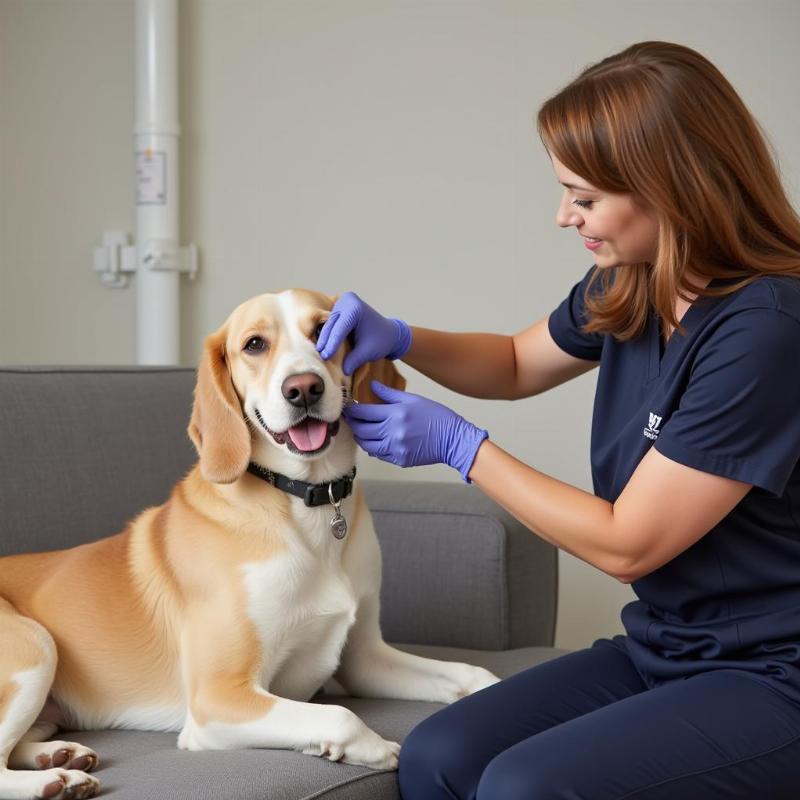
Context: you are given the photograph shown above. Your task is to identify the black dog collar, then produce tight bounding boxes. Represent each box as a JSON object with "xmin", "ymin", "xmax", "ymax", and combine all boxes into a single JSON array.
[{"xmin": 246, "ymin": 462, "xmax": 357, "ymax": 508}]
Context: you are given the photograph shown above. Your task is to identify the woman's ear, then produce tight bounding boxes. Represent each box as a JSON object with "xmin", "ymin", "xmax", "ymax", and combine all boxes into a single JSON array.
[
  {"xmin": 351, "ymin": 359, "xmax": 407, "ymax": 404},
  {"xmin": 188, "ymin": 327, "xmax": 252, "ymax": 483}
]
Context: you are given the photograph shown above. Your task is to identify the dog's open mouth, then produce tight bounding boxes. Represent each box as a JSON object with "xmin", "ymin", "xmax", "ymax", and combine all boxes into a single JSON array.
[{"xmin": 254, "ymin": 408, "xmax": 340, "ymax": 455}]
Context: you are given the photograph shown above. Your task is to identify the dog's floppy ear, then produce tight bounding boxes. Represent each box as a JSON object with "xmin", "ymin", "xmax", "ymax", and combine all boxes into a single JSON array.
[
  {"xmin": 188, "ymin": 326, "xmax": 251, "ymax": 483},
  {"xmin": 351, "ymin": 359, "xmax": 407, "ymax": 404}
]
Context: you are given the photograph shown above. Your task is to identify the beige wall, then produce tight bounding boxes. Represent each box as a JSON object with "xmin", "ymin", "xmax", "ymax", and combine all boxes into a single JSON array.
[{"xmin": 2, "ymin": 0, "xmax": 798, "ymax": 649}]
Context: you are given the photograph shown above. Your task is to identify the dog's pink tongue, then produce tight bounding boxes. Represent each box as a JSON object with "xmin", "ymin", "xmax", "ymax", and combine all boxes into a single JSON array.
[{"xmin": 287, "ymin": 418, "xmax": 328, "ymax": 451}]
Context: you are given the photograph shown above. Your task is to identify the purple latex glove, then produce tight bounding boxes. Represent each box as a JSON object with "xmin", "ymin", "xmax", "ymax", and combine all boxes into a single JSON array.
[
  {"xmin": 343, "ymin": 381, "xmax": 489, "ymax": 484},
  {"xmin": 316, "ymin": 291, "xmax": 412, "ymax": 376}
]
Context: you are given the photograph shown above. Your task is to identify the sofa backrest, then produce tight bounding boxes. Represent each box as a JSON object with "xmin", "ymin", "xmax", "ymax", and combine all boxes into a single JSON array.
[
  {"xmin": 0, "ymin": 366, "xmax": 556, "ymax": 649},
  {"xmin": 0, "ymin": 367, "xmax": 198, "ymax": 555}
]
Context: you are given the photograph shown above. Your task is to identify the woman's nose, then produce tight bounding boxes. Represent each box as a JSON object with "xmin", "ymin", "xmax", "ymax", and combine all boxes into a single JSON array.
[{"xmin": 556, "ymin": 194, "xmax": 582, "ymax": 228}]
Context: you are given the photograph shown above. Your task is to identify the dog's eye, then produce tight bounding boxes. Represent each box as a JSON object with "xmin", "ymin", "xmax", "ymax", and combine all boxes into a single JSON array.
[
  {"xmin": 244, "ymin": 336, "xmax": 267, "ymax": 353},
  {"xmin": 312, "ymin": 322, "xmax": 326, "ymax": 342}
]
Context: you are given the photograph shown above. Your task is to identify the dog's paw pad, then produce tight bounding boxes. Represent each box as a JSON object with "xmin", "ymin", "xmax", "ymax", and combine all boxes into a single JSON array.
[
  {"xmin": 36, "ymin": 769, "xmax": 100, "ymax": 800},
  {"xmin": 41, "ymin": 779, "xmax": 65, "ymax": 799},
  {"xmin": 22, "ymin": 742, "xmax": 100, "ymax": 773}
]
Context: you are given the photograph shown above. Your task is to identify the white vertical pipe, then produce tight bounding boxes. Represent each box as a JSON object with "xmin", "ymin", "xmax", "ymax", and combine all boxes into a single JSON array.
[{"xmin": 135, "ymin": 0, "xmax": 180, "ymax": 365}]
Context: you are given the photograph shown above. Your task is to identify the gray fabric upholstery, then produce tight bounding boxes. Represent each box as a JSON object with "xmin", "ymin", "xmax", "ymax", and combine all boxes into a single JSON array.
[
  {"xmin": 363, "ymin": 482, "xmax": 557, "ymax": 650},
  {"xmin": 0, "ymin": 366, "xmax": 198, "ymax": 556},
  {"xmin": 0, "ymin": 366, "xmax": 565, "ymax": 799}
]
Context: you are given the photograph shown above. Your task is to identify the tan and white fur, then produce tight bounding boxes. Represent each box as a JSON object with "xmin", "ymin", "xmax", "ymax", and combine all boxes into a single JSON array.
[{"xmin": 0, "ymin": 289, "xmax": 500, "ymax": 799}]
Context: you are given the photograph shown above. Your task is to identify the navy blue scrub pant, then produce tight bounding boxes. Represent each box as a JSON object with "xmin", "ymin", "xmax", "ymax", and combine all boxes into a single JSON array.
[{"xmin": 398, "ymin": 638, "xmax": 800, "ymax": 799}]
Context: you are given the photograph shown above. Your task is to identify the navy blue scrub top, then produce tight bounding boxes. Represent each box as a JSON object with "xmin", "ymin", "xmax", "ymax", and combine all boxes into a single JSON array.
[{"xmin": 548, "ymin": 265, "xmax": 800, "ymax": 704}]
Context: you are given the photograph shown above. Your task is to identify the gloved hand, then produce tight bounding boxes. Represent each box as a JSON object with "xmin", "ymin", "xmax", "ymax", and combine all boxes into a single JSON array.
[
  {"xmin": 343, "ymin": 381, "xmax": 489, "ymax": 484},
  {"xmin": 317, "ymin": 292, "xmax": 412, "ymax": 376}
]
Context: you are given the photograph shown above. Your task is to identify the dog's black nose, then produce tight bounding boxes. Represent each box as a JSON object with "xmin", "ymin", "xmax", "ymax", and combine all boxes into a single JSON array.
[{"xmin": 282, "ymin": 372, "xmax": 324, "ymax": 409}]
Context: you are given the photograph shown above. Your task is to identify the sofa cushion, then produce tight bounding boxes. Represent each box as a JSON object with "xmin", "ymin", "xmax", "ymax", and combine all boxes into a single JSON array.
[{"xmin": 58, "ymin": 645, "xmax": 568, "ymax": 800}]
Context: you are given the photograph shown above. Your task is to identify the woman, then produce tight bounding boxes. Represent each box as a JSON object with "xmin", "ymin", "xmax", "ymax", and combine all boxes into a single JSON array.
[{"xmin": 317, "ymin": 41, "xmax": 800, "ymax": 798}]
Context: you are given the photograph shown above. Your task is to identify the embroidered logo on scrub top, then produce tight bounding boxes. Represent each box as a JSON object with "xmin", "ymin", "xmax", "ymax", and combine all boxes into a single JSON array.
[{"xmin": 643, "ymin": 412, "xmax": 662, "ymax": 441}]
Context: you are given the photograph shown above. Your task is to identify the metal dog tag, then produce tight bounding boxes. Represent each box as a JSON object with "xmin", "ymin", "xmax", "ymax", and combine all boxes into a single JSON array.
[
  {"xmin": 330, "ymin": 512, "xmax": 348, "ymax": 539},
  {"xmin": 328, "ymin": 483, "xmax": 348, "ymax": 539}
]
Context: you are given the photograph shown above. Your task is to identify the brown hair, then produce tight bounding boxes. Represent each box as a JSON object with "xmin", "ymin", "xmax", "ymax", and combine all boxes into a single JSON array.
[{"xmin": 537, "ymin": 41, "xmax": 800, "ymax": 343}]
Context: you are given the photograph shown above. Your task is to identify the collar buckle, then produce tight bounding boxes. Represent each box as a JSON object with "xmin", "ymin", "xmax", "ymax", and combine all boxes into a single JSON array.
[{"xmin": 303, "ymin": 483, "xmax": 319, "ymax": 507}]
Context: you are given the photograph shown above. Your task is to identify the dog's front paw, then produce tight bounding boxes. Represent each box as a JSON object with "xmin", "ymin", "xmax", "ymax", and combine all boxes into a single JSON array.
[
  {"xmin": 302, "ymin": 709, "xmax": 400, "ymax": 770},
  {"xmin": 433, "ymin": 663, "xmax": 501, "ymax": 703},
  {"xmin": 455, "ymin": 664, "xmax": 501, "ymax": 698}
]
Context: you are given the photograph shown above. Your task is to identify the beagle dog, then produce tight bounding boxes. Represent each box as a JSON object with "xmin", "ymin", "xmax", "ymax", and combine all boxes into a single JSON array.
[{"xmin": 0, "ymin": 289, "xmax": 500, "ymax": 800}]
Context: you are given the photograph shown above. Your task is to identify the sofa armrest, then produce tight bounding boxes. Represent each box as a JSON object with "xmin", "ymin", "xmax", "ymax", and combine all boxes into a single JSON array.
[{"xmin": 362, "ymin": 479, "xmax": 557, "ymax": 651}]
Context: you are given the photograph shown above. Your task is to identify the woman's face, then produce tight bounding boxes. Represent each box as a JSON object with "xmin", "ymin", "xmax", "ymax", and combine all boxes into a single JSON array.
[{"xmin": 550, "ymin": 153, "xmax": 659, "ymax": 268}]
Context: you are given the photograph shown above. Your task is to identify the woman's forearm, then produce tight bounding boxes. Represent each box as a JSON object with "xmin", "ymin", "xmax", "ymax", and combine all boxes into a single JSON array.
[
  {"xmin": 401, "ymin": 327, "xmax": 518, "ymax": 400},
  {"xmin": 468, "ymin": 439, "xmax": 625, "ymax": 580}
]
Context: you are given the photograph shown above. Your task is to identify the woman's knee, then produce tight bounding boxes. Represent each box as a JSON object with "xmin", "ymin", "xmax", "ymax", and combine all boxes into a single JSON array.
[
  {"xmin": 476, "ymin": 744, "xmax": 572, "ymax": 800},
  {"xmin": 399, "ymin": 709, "xmax": 479, "ymax": 800}
]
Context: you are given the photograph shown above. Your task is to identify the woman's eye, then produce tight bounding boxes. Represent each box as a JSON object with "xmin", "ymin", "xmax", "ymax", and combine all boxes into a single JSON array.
[
  {"xmin": 572, "ymin": 199, "xmax": 594, "ymax": 209},
  {"xmin": 244, "ymin": 336, "xmax": 266, "ymax": 353}
]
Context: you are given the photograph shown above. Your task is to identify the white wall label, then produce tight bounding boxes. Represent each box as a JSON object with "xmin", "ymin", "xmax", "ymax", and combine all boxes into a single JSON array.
[{"xmin": 136, "ymin": 151, "xmax": 167, "ymax": 205}]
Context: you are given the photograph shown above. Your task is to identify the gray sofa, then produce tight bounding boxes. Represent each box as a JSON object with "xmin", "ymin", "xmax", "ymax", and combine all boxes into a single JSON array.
[{"xmin": 0, "ymin": 366, "xmax": 568, "ymax": 800}]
